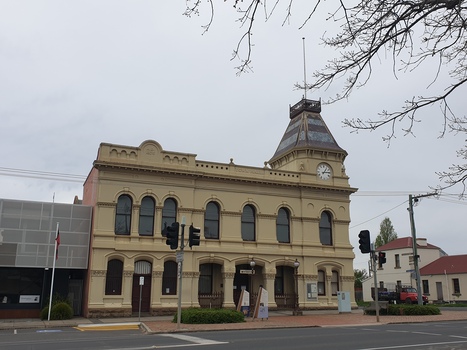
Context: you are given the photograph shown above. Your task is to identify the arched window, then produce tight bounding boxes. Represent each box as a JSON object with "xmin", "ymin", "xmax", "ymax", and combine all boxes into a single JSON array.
[
  {"xmin": 331, "ymin": 271, "xmax": 339, "ymax": 296},
  {"xmin": 139, "ymin": 196, "xmax": 155, "ymax": 236},
  {"xmin": 318, "ymin": 270, "xmax": 326, "ymax": 296},
  {"xmin": 162, "ymin": 261, "xmax": 177, "ymax": 295},
  {"xmin": 241, "ymin": 205, "xmax": 256, "ymax": 241},
  {"xmin": 276, "ymin": 208, "xmax": 290, "ymax": 243},
  {"xmin": 105, "ymin": 259, "xmax": 123, "ymax": 295},
  {"xmin": 161, "ymin": 198, "xmax": 177, "ymax": 234},
  {"xmin": 115, "ymin": 195, "xmax": 132, "ymax": 235},
  {"xmin": 204, "ymin": 202, "xmax": 219, "ymax": 239},
  {"xmin": 319, "ymin": 211, "xmax": 332, "ymax": 245}
]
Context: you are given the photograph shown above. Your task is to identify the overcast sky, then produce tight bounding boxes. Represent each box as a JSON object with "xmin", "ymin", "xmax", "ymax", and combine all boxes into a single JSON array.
[{"xmin": 1, "ymin": 1, "xmax": 465, "ymax": 272}]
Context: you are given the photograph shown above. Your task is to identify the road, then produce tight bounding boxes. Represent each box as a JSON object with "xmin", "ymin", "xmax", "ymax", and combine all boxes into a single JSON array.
[{"xmin": 0, "ymin": 321, "xmax": 467, "ymax": 349}]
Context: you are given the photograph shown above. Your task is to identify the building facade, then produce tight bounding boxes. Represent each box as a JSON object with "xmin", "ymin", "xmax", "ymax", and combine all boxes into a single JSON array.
[
  {"xmin": 362, "ymin": 237, "xmax": 446, "ymax": 302},
  {"xmin": 82, "ymin": 99, "xmax": 358, "ymax": 317},
  {"xmin": 0, "ymin": 198, "xmax": 92, "ymax": 318},
  {"xmin": 420, "ymin": 255, "xmax": 467, "ymax": 303}
]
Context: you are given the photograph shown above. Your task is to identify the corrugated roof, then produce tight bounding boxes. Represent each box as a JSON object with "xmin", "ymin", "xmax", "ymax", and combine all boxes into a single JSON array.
[
  {"xmin": 420, "ymin": 255, "xmax": 467, "ymax": 275},
  {"xmin": 376, "ymin": 237, "xmax": 440, "ymax": 251}
]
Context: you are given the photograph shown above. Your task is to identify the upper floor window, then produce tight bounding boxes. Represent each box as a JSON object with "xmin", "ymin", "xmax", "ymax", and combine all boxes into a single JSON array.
[
  {"xmin": 204, "ymin": 202, "xmax": 220, "ymax": 239},
  {"xmin": 276, "ymin": 208, "xmax": 290, "ymax": 243},
  {"xmin": 161, "ymin": 198, "xmax": 177, "ymax": 234},
  {"xmin": 395, "ymin": 254, "xmax": 401, "ymax": 268},
  {"xmin": 241, "ymin": 205, "xmax": 256, "ymax": 241},
  {"xmin": 105, "ymin": 259, "xmax": 123, "ymax": 295},
  {"xmin": 319, "ymin": 211, "xmax": 332, "ymax": 245},
  {"xmin": 139, "ymin": 196, "xmax": 155, "ymax": 236},
  {"xmin": 115, "ymin": 195, "xmax": 132, "ymax": 235}
]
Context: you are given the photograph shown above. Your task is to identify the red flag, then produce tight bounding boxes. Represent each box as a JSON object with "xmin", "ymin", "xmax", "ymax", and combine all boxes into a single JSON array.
[{"xmin": 55, "ymin": 230, "xmax": 60, "ymax": 260}]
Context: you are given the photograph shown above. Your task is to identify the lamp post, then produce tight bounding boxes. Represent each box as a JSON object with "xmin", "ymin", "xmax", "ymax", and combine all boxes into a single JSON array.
[
  {"xmin": 249, "ymin": 258, "xmax": 255, "ymax": 316},
  {"xmin": 293, "ymin": 259, "xmax": 302, "ymax": 315}
]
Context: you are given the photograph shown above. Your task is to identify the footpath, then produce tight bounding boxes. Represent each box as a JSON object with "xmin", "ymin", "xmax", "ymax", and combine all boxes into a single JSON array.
[{"xmin": 1, "ymin": 309, "xmax": 467, "ymax": 333}]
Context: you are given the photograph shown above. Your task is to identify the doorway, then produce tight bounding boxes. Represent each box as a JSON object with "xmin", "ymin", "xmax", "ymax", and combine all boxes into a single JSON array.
[{"xmin": 132, "ymin": 261, "xmax": 152, "ymax": 313}]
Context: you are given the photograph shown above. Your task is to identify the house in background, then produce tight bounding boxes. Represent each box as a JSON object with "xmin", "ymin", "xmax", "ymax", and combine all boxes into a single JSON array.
[
  {"xmin": 420, "ymin": 255, "xmax": 467, "ymax": 303},
  {"xmin": 362, "ymin": 237, "xmax": 447, "ymax": 302}
]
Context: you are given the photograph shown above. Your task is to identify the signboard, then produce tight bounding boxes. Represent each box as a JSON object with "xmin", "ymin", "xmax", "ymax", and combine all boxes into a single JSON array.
[
  {"xmin": 139, "ymin": 276, "xmax": 144, "ymax": 286},
  {"xmin": 176, "ymin": 251, "xmax": 184, "ymax": 263},
  {"xmin": 19, "ymin": 295, "xmax": 40, "ymax": 304},
  {"xmin": 239, "ymin": 269, "xmax": 255, "ymax": 275},
  {"xmin": 306, "ymin": 282, "xmax": 318, "ymax": 301},
  {"xmin": 236, "ymin": 289, "xmax": 250, "ymax": 317},
  {"xmin": 253, "ymin": 287, "xmax": 268, "ymax": 319}
]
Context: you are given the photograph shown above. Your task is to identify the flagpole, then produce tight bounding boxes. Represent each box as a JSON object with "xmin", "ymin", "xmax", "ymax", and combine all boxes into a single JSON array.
[{"xmin": 47, "ymin": 222, "xmax": 59, "ymax": 321}]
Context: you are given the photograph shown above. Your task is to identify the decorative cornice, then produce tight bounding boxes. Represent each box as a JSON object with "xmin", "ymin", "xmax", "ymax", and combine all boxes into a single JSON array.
[
  {"xmin": 97, "ymin": 202, "xmax": 116, "ymax": 208},
  {"xmin": 93, "ymin": 161, "xmax": 357, "ymax": 194},
  {"xmin": 123, "ymin": 271, "xmax": 134, "ymax": 277},
  {"xmin": 91, "ymin": 270, "xmax": 106, "ymax": 277},
  {"xmin": 223, "ymin": 272, "xmax": 235, "ymax": 279}
]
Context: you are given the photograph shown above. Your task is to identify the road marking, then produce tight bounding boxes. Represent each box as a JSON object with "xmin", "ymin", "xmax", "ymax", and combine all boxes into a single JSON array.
[
  {"xmin": 450, "ymin": 335, "xmax": 467, "ymax": 339},
  {"xmin": 357, "ymin": 340, "xmax": 467, "ymax": 350},
  {"xmin": 159, "ymin": 333, "xmax": 228, "ymax": 345},
  {"xmin": 411, "ymin": 331, "xmax": 441, "ymax": 336}
]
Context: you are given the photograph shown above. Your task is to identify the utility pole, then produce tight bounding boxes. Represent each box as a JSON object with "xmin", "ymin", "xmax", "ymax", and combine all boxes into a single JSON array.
[{"xmin": 408, "ymin": 192, "xmax": 437, "ymax": 305}]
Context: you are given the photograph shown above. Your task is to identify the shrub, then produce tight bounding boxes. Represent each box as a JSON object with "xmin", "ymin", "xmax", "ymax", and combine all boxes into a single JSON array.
[
  {"xmin": 173, "ymin": 308, "xmax": 245, "ymax": 324},
  {"xmin": 40, "ymin": 301, "xmax": 73, "ymax": 320},
  {"xmin": 364, "ymin": 304, "xmax": 440, "ymax": 316}
]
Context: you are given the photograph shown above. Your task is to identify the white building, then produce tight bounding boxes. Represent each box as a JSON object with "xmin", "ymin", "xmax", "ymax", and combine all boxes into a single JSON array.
[{"xmin": 362, "ymin": 237, "xmax": 446, "ymax": 302}]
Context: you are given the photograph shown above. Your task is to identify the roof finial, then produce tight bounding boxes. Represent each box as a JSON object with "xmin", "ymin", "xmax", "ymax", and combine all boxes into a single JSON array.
[{"xmin": 302, "ymin": 37, "xmax": 307, "ymax": 100}]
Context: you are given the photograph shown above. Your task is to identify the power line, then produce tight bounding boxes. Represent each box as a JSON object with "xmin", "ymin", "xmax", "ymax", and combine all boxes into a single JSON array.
[
  {"xmin": 0, "ymin": 167, "xmax": 86, "ymax": 183},
  {"xmin": 350, "ymin": 200, "xmax": 408, "ymax": 229}
]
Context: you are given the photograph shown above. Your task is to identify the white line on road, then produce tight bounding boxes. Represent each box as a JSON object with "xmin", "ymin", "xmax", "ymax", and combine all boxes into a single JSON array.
[{"xmin": 357, "ymin": 340, "xmax": 467, "ymax": 350}]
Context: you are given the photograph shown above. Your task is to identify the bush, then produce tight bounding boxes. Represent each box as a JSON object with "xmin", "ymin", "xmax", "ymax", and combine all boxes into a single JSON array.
[
  {"xmin": 173, "ymin": 308, "xmax": 245, "ymax": 324},
  {"xmin": 364, "ymin": 304, "xmax": 440, "ymax": 316},
  {"xmin": 40, "ymin": 295, "xmax": 74, "ymax": 320}
]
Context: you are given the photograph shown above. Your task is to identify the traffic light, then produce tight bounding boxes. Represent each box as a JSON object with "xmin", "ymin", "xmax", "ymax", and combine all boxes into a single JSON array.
[
  {"xmin": 378, "ymin": 251, "xmax": 386, "ymax": 268},
  {"xmin": 358, "ymin": 230, "xmax": 371, "ymax": 254},
  {"xmin": 188, "ymin": 224, "xmax": 201, "ymax": 248},
  {"xmin": 164, "ymin": 222, "xmax": 179, "ymax": 250}
]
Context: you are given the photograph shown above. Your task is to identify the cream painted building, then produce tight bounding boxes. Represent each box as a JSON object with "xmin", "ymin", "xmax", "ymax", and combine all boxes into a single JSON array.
[{"xmin": 82, "ymin": 99, "xmax": 357, "ymax": 317}]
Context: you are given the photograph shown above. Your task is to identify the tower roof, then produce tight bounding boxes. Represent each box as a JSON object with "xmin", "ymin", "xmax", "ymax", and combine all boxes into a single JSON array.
[{"xmin": 269, "ymin": 99, "xmax": 346, "ymax": 163}]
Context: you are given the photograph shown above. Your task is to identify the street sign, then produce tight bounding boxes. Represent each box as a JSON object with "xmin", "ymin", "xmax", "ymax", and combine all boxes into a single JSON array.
[
  {"xmin": 176, "ymin": 251, "xmax": 184, "ymax": 262},
  {"xmin": 240, "ymin": 269, "xmax": 255, "ymax": 275},
  {"xmin": 139, "ymin": 276, "xmax": 144, "ymax": 285}
]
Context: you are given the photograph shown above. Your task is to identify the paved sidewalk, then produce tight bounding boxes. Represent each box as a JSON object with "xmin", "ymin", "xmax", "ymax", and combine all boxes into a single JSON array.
[{"xmin": 1, "ymin": 309, "xmax": 467, "ymax": 333}]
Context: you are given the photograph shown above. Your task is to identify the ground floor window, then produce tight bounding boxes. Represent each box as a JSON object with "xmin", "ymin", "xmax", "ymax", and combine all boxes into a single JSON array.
[
  {"xmin": 162, "ymin": 261, "xmax": 177, "ymax": 295},
  {"xmin": 453, "ymin": 278, "xmax": 460, "ymax": 294},
  {"xmin": 105, "ymin": 259, "xmax": 123, "ymax": 295},
  {"xmin": 422, "ymin": 280, "xmax": 429, "ymax": 294},
  {"xmin": 0, "ymin": 267, "xmax": 43, "ymax": 305}
]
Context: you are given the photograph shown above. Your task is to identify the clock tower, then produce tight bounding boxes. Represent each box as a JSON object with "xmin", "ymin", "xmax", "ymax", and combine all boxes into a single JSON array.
[{"xmin": 269, "ymin": 98, "xmax": 349, "ymax": 185}]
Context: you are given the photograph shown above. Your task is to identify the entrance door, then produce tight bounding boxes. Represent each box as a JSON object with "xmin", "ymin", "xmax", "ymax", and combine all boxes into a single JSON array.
[
  {"xmin": 436, "ymin": 282, "xmax": 444, "ymax": 302},
  {"xmin": 233, "ymin": 264, "xmax": 252, "ymax": 307},
  {"xmin": 132, "ymin": 261, "xmax": 152, "ymax": 313}
]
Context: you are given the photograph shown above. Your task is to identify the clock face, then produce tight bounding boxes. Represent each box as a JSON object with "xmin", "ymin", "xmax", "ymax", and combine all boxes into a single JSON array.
[{"xmin": 317, "ymin": 164, "xmax": 332, "ymax": 180}]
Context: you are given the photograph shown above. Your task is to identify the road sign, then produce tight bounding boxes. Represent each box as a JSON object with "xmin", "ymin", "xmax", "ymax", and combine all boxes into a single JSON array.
[
  {"xmin": 176, "ymin": 251, "xmax": 184, "ymax": 262},
  {"xmin": 240, "ymin": 269, "xmax": 255, "ymax": 275},
  {"xmin": 139, "ymin": 276, "xmax": 144, "ymax": 285}
]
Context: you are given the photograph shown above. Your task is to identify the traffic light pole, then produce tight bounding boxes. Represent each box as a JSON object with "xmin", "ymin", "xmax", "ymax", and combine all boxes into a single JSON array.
[
  {"xmin": 177, "ymin": 218, "xmax": 186, "ymax": 330},
  {"xmin": 371, "ymin": 249, "xmax": 380, "ymax": 323}
]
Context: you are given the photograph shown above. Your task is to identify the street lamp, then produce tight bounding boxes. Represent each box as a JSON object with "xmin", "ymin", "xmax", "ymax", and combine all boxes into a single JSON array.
[
  {"xmin": 293, "ymin": 259, "xmax": 302, "ymax": 316},
  {"xmin": 249, "ymin": 258, "xmax": 256, "ymax": 316}
]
